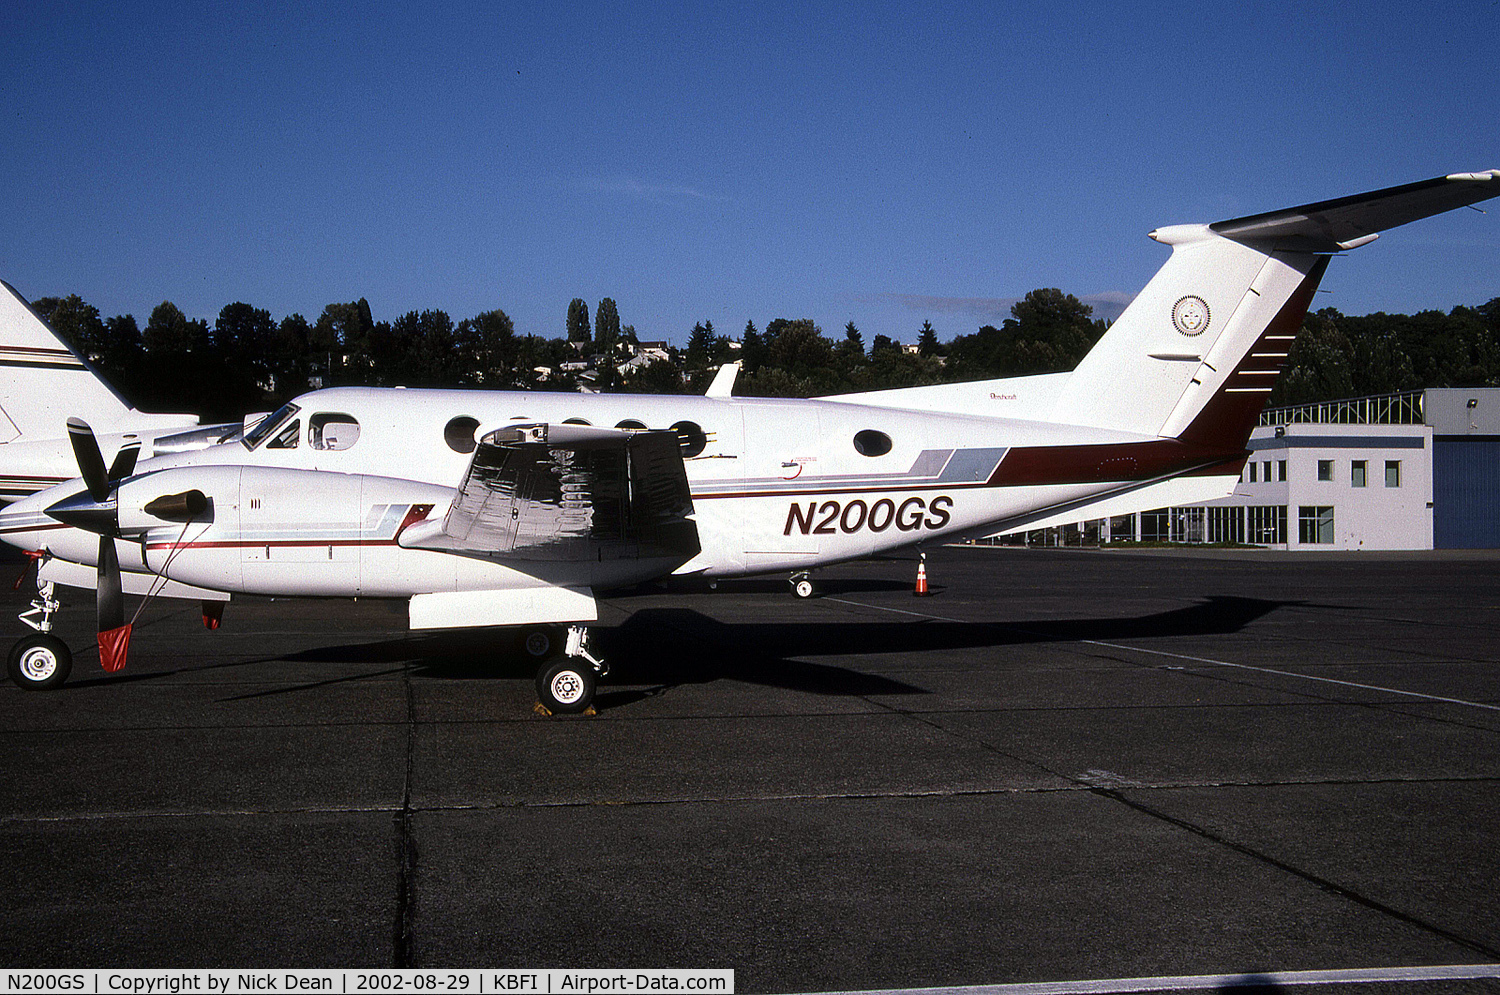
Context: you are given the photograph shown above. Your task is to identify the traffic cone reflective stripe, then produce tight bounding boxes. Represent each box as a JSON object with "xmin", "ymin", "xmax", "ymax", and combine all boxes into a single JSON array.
[{"xmin": 914, "ymin": 554, "xmax": 931, "ymax": 596}]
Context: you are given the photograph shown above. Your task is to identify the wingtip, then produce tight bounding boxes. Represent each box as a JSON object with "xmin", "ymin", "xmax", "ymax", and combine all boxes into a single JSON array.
[{"xmin": 1446, "ymin": 169, "xmax": 1500, "ymax": 182}]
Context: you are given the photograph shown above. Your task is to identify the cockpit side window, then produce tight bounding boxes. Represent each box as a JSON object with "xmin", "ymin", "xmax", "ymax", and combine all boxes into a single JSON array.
[
  {"xmin": 310, "ymin": 413, "xmax": 360, "ymax": 451},
  {"xmin": 266, "ymin": 419, "xmax": 301, "ymax": 449},
  {"xmin": 243, "ymin": 402, "xmax": 301, "ymax": 450}
]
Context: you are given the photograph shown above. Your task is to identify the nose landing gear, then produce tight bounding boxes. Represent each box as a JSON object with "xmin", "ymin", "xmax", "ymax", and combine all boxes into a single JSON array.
[{"xmin": 10, "ymin": 575, "xmax": 71, "ymax": 690}]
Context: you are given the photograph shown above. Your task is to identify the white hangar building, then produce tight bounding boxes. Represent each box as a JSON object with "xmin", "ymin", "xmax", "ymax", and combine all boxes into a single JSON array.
[{"xmin": 1015, "ymin": 388, "xmax": 1500, "ymax": 550}]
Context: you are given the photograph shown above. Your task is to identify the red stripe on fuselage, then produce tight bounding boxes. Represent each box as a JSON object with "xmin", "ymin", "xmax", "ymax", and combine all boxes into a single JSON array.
[{"xmin": 988, "ymin": 440, "xmax": 1245, "ymax": 487}]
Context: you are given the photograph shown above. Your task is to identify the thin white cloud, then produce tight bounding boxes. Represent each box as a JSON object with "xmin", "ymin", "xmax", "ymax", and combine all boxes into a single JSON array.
[
  {"xmin": 587, "ymin": 177, "xmax": 724, "ymax": 204},
  {"xmin": 868, "ymin": 291, "xmax": 1134, "ymax": 323}
]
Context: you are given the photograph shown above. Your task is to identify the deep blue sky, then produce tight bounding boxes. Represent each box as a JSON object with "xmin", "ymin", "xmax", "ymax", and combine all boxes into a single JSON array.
[{"xmin": 1, "ymin": 1, "xmax": 1494, "ymax": 347}]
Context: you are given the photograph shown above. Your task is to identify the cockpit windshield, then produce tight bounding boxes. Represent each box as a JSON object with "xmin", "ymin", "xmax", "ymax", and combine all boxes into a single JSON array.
[{"xmin": 242, "ymin": 402, "xmax": 301, "ymax": 450}]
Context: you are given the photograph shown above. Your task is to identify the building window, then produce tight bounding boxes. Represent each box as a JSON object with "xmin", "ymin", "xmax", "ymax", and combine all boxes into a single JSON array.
[
  {"xmin": 1248, "ymin": 462, "xmax": 1258, "ymax": 483},
  {"xmin": 1299, "ymin": 506, "xmax": 1335, "ymax": 544},
  {"xmin": 1208, "ymin": 506, "xmax": 1245, "ymax": 544},
  {"xmin": 1351, "ymin": 460, "xmax": 1367, "ymax": 487},
  {"xmin": 1262, "ymin": 460, "xmax": 1271, "ymax": 482},
  {"xmin": 1318, "ymin": 460, "xmax": 1333, "ymax": 482},
  {"xmin": 1175, "ymin": 507, "xmax": 1205, "ymax": 544},
  {"xmin": 1141, "ymin": 508, "xmax": 1170, "ymax": 542},
  {"xmin": 1248, "ymin": 505, "xmax": 1287, "ymax": 545},
  {"xmin": 1385, "ymin": 460, "xmax": 1401, "ymax": 487}
]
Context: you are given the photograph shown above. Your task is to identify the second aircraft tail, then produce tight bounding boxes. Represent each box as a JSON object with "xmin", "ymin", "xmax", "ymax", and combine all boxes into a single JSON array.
[{"xmin": 0, "ymin": 280, "xmax": 196, "ymax": 444}]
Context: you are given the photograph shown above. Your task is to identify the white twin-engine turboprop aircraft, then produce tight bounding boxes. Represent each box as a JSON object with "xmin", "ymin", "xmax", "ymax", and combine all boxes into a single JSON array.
[{"xmin": 2, "ymin": 169, "xmax": 1496, "ymax": 713}]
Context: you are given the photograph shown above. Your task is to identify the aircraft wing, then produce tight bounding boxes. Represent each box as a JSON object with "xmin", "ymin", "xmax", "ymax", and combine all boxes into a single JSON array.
[
  {"xmin": 1210, "ymin": 169, "xmax": 1500, "ymax": 251},
  {"xmin": 400, "ymin": 422, "xmax": 700, "ymax": 565}
]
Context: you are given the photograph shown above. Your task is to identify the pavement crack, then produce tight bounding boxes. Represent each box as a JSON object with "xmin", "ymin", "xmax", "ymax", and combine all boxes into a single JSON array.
[
  {"xmin": 1094, "ymin": 785, "xmax": 1500, "ymax": 962},
  {"xmin": 393, "ymin": 655, "xmax": 418, "ymax": 968}
]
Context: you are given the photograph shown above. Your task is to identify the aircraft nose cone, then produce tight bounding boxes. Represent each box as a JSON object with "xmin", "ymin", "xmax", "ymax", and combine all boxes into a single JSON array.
[{"xmin": 45, "ymin": 490, "xmax": 118, "ymax": 535}]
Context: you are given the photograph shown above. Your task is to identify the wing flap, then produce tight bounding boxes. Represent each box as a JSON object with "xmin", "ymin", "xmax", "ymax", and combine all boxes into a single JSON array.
[{"xmin": 402, "ymin": 423, "xmax": 699, "ymax": 565}]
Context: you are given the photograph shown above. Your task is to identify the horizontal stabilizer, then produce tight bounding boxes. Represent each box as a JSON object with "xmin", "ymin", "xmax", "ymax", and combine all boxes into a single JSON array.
[{"xmin": 1210, "ymin": 169, "xmax": 1500, "ymax": 251}]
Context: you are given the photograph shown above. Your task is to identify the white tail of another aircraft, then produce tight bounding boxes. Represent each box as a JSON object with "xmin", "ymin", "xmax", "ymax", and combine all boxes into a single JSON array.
[{"xmin": 0, "ymin": 280, "xmax": 195, "ymax": 443}]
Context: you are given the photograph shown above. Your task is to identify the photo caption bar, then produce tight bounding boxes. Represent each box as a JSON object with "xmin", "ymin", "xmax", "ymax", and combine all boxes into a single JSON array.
[{"xmin": 0, "ymin": 971, "xmax": 732, "ymax": 995}]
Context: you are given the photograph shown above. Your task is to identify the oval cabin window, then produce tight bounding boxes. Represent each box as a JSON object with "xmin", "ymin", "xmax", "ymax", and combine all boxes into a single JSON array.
[
  {"xmin": 853, "ymin": 429, "xmax": 892, "ymax": 457},
  {"xmin": 671, "ymin": 420, "xmax": 708, "ymax": 458},
  {"xmin": 615, "ymin": 419, "xmax": 647, "ymax": 431},
  {"xmin": 444, "ymin": 416, "xmax": 480, "ymax": 454}
]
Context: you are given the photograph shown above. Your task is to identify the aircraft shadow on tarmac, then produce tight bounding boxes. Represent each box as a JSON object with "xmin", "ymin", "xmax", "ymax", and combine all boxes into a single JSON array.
[{"xmin": 246, "ymin": 593, "xmax": 1293, "ymax": 709}]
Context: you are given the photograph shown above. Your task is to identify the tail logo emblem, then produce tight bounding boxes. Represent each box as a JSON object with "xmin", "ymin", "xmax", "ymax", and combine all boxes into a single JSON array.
[{"xmin": 1172, "ymin": 295, "xmax": 1210, "ymax": 335}]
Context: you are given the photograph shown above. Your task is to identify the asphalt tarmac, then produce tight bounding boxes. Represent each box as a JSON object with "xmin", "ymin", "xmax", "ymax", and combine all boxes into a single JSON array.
[{"xmin": 2, "ymin": 545, "xmax": 1499, "ymax": 993}]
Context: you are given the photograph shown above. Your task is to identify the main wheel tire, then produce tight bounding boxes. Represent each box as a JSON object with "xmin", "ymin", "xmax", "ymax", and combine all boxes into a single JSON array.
[
  {"xmin": 792, "ymin": 577, "xmax": 816, "ymax": 599},
  {"xmin": 8, "ymin": 634, "xmax": 72, "ymax": 691},
  {"xmin": 536, "ymin": 659, "xmax": 596, "ymax": 714},
  {"xmin": 522, "ymin": 625, "xmax": 561, "ymax": 659}
]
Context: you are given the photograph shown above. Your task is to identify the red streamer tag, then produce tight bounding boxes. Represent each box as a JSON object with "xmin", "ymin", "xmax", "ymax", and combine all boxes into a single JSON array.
[{"xmin": 98, "ymin": 624, "xmax": 133, "ymax": 673}]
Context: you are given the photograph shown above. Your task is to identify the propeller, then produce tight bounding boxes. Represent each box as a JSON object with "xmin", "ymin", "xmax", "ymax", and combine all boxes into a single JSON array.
[{"xmin": 57, "ymin": 420, "xmax": 143, "ymax": 672}]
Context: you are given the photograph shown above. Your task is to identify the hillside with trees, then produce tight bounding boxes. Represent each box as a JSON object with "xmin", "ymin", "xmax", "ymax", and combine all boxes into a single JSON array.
[{"xmin": 26, "ymin": 288, "xmax": 1500, "ymax": 422}]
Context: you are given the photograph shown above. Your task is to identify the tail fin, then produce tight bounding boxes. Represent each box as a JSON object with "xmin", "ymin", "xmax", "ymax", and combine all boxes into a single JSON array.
[
  {"xmin": 1051, "ymin": 169, "xmax": 1499, "ymax": 446},
  {"xmin": 0, "ymin": 280, "xmax": 137, "ymax": 442}
]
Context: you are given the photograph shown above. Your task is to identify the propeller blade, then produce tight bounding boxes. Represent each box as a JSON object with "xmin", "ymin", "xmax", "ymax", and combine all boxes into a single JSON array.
[
  {"xmin": 108, "ymin": 439, "xmax": 141, "ymax": 480},
  {"xmin": 97, "ymin": 535, "xmax": 123, "ymax": 634},
  {"xmin": 67, "ymin": 418, "xmax": 110, "ymax": 502}
]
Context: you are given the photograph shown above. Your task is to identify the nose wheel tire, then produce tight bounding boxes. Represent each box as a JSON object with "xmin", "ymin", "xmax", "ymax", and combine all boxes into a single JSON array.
[
  {"xmin": 790, "ymin": 573, "xmax": 816, "ymax": 599},
  {"xmin": 536, "ymin": 658, "xmax": 597, "ymax": 714},
  {"xmin": 8, "ymin": 634, "xmax": 72, "ymax": 691}
]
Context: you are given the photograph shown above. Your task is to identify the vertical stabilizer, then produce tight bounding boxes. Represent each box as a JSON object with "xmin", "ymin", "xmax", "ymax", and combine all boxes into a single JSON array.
[
  {"xmin": 0, "ymin": 281, "xmax": 134, "ymax": 442},
  {"xmin": 1051, "ymin": 170, "xmax": 1499, "ymax": 446},
  {"xmin": 1048, "ymin": 228, "xmax": 1319, "ymax": 440}
]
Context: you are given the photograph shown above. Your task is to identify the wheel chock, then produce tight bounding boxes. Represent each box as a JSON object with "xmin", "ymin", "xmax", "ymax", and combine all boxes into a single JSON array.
[{"xmin": 532, "ymin": 701, "xmax": 598, "ymax": 718}]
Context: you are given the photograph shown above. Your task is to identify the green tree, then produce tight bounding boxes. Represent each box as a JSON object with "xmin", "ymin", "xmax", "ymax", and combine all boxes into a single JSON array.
[
  {"xmin": 917, "ymin": 320, "xmax": 940, "ymax": 357},
  {"xmin": 842, "ymin": 321, "xmax": 864, "ymax": 355},
  {"xmin": 1273, "ymin": 309, "xmax": 1355, "ymax": 405},
  {"xmin": 595, "ymin": 298, "xmax": 620, "ymax": 353},
  {"xmin": 311, "ymin": 299, "xmax": 376, "ymax": 384},
  {"xmin": 686, "ymin": 320, "xmax": 716, "ymax": 369},
  {"xmin": 33, "ymin": 295, "xmax": 109, "ymax": 362},
  {"xmin": 627, "ymin": 358, "xmax": 683, "ymax": 393},
  {"xmin": 214, "ymin": 302, "xmax": 277, "ymax": 386},
  {"xmin": 269, "ymin": 314, "xmax": 311, "ymax": 394},
  {"xmin": 469, "ymin": 308, "xmax": 517, "ymax": 386},
  {"xmin": 567, "ymin": 298, "xmax": 591, "ymax": 343},
  {"xmin": 947, "ymin": 288, "xmax": 1103, "ymax": 377},
  {"xmin": 143, "ymin": 301, "xmax": 208, "ymax": 355},
  {"xmin": 740, "ymin": 320, "xmax": 765, "ymax": 373},
  {"xmin": 101, "ymin": 313, "xmax": 144, "ymax": 380},
  {"xmin": 765, "ymin": 319, "xmax": 833, "ymax": 373}
]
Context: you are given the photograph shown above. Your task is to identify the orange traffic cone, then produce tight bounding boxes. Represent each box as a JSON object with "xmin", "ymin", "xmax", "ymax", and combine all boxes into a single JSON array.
[{"xmin": 913, "ymin": 552, "xmax": 932, "ymax": 596}]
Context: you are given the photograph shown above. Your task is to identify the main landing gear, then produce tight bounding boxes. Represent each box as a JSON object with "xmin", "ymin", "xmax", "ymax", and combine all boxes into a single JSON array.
[
  {"xmin": 530, "ymin": 624, "xmax": 608, "ymax": 716},
  {"xmin": 9, "ymin": 576, "xmax": 72, "ymax": 691}
]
